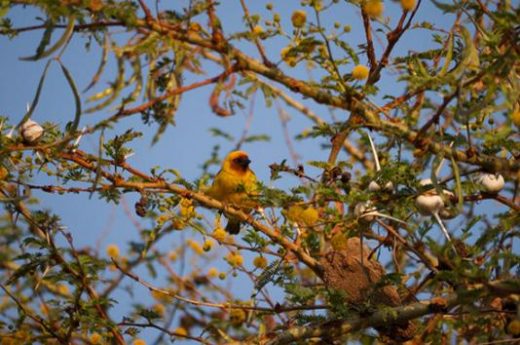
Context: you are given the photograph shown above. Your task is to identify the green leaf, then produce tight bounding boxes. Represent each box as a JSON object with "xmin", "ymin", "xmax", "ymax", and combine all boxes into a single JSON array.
[
  {"xmin": 19, "ymin": 16, "xmax": 75, "ymax": 61},
  {"xmin": 0, "ymin": 0, "xmax": 10, "ymax": 19},
  {"xmin": 208, "ymin": 127, "xmax": 234, "ymax": 141},
  {"xmin": 83, "ymin": 32, "xmax": 110, "ymax": 92},
  {"xmin": 450, "ymin": 156, "xmax": 463, "ymax": 212},
  {"xmin": 58, "ymin": 61, "xmax": 82, "ymax": 134},
  {"xmin": 244, "ymin": 134, "xmax": 271, "ymax": 143},
  {"xmin": 438, "ymin": 33, "xmax": 454, "ymax": 77},
  {"xmin": 16, "ymin": 59, "xmax": 52, "ymax": 129}
]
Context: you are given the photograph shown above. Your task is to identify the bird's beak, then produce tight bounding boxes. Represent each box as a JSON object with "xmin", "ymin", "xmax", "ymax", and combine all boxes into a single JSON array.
[{"xmin": 236, "ymin": 157, "xmax": 251, "ymax": 168}]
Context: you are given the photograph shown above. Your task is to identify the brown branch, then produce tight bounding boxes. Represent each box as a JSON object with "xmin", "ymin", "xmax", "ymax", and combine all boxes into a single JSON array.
[
  {"xmin": 0, "ymin": 187, "xmax": 126, "ymax": 345},
  {"xmin": 238, "ymin": 0, "xmax": 273, "ymax": 67},
  {"xmin": 464, "ymin": 192, "xmax": 520, "ymax": 212},
  {"xmin": 58, "ymin": 151, "xmax": 323, "ymax": 276},
  {"xmin": 247, "ymin": 73, "xmax": 372, "ymax": 169},
  {"xmin": 361, "ymin": 7, "xmax": 377, "ymax": 70},
  {"xmin": 414, "ymin": 90, "xmax": 458, "ymax": 144},
  {"xmin": 137, "ymin": 0, "xmax": 154, "ymax": 24},
  {"xmin": 116, "ymin": 66, "xmax": 237, "ymax": 117},
  {"xmin": 266, "ymin": 279, "xmax": 520, "ymax": 345},
  {"xmin": 119, "ymin": 321, "xmax": 209, "ymax": 344},
  {"xmin": 367, "ymin": 0, "xmax": 422, "ymax": 85},
  {"xmin": 0, "ymin": 284, "xmax": 66, "ymax": 342},
  {"xmin": 114, "ymin": 259, "xmax": 326, "ymax": 315}
]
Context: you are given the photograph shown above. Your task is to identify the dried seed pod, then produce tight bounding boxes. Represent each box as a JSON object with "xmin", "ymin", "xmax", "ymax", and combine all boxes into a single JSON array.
[
  {"xmin": 20, "ymin": 119, "xmax": 43, "ymax": 144},
  {"xmin": 354, "ymin": 201, "xmax": 377, "ymax": 222}
]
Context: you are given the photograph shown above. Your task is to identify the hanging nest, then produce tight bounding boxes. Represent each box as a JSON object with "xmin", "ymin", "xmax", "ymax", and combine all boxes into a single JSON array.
[{"xmin": 320, "ymin": 237, "xmax": 417, "ymax": 342}]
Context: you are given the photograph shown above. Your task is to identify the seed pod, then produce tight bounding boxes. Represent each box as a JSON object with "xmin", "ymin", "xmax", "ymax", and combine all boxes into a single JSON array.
[
  {"xmin": 415, "ymin": 178, "xmax": 452, "ymax": 215},
  {"xmin": 368, "ymin": 180, "xmax": 394, "ymax": 192},
  {"xmin": 368, "ymin": 180, "xmax": 381, "ymax": 192},
  {"xmin": 20, "ymin": 119, "xmax": 43, "ymax": 144},
  {"xmin": 477, "ymin": 173, "xmax": 504, "ymax": 193},
  {"xmin": 415, "ymin": 179, "xmax": 454, "ymax": 246}
]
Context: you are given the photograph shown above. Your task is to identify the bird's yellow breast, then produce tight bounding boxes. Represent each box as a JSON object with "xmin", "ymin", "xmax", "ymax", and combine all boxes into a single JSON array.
[{"xmin": 209, "ymin": 168, "xmax": 257, "ymax": 206}]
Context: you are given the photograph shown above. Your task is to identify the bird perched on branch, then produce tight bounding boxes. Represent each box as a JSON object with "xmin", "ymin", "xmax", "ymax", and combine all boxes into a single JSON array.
[{"xmin": 207, "ymin": 151, "xmax": 258, "ymax": 234}]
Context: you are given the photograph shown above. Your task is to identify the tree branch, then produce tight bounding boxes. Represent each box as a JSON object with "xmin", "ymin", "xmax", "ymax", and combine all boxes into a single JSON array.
[{"xmin": 266, "ymin": 279, "xmax": 520, "ymax": 345}]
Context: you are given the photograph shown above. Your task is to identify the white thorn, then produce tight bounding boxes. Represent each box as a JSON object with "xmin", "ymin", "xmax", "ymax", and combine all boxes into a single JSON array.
[
  {"xmin": 433, "ymin": 211, "xmax": 453, "ymax": 245},
  {"xmin": 72, "ymin": 127, "xmax": 87, "ymax": 152},
  {"xmin": 370, "ymin": 211, "xmax": 407, "ymax": 225},
  {"xmin": 6, "ymin": 127, "xmax": 15, "ymax": 139},
  {"xmin": 366, "ymin": 131, "xmax": 381, "ymax": 172}
]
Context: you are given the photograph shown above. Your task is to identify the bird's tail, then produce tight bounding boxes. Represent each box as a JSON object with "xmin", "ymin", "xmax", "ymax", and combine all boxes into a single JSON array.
[{"xmin": 225, "ymin": 218, "xmax": 241, "ymax": 234}]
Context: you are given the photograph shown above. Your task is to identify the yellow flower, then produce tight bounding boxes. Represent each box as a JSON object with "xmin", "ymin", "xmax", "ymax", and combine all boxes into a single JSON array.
[
  {"xmin": 106, "ymin": 244, "xmax": 120, "ymax": 258},
  {"xmin": 168, "ymin": 250, "xmax": 178, "ymax": 261},
  {"xmin": 512, "ymin": 108, "xmax": 520, "ymax": 128},
  {"xmin": 174, "ymin": 327, "xmax": 188, "ymax": 336},
  {"xmin": 400, "ymin": 0, "xmax": 416, "ymax": 11},
  {"xmin": 152, "ymin": 303, "xmax": 166, "ymax": 316},
  {"xmin": 311, "ymin": 0, "xmax": 323, "ymax": 11},
  {"xmin": 212, "ymin": 227, "xmax": 227, "ymax": 242},
  {"xmin": 253, "ymin": 256, "xmax": 268, "ymax": 269},
  {"xmin": 203, "ymin": 239, "xmax": 213, "ymax": 252},
  {"xmin": 90, "ymin": 333, "xmax": 102, "ymax": 344},
  {"xmin": 208, "ymin": 267, "xmax": 219, "ymax": 278},
  {"xmin": 291, "ymin": 10, "xmax": 307, "ymax": 28},
  {"xmin": 352, "ymin": 64, "xmax": 370, "ymax": 80},
  {"xmin": 57, "ymin": 284, "xmax": 69, "ymax": 295},
  {"xmin": 253, "ymin": 25, "xmax": 264, "ymax": 35},
  {"xmin": 151, "ymin": 290, "xmax": 172, "ymax": 302},
  {"xmin": 179, "ymin": 198, "xmax": 195, "ymax": 218},
  {"xmin": 133, "ymin": 339, "xmax": 146, "ymax": 345},
  {"xmin": 156, "ymin": 213, "xmax": 170, "ymax": 225},
  {"xmin": 187, "ymin": 239, "xmax": 204, "ymax": 255},
  {"xmin": 226, "ymin": 252, "xmax": 244, "ymax": 267},
  {"xmin": 363, "ymin": 0, "xmax": 384, "ymax": 19},
  {"xmin": 286, "ymin": 205, "xmax": 305, "ymax": 223},
  {"xmin": 286, "ymin": 205, "xmax": 318, "ymax": 226},
  {"xmin": 189, "ymin": 22, "xmax": 202, "ymax": 32},
  {"xmin": 170, "ymin": 218, "xmax": 185, "ymax": 230},
  {"xmin": 300, "ymin": 207, "xmax": 319, "ymax": 226},
  {"xmin": 229, "ymin": 308, "xmax": 247, "ymax": 326},
  {"xmin": 281, "ymin": 46, "xmax": 298, "ymax": 67}
]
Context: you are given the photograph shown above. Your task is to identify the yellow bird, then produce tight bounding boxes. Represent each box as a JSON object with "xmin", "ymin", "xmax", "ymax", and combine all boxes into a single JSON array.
[{"xmin": 207, "ymin": 151, "xmax": 258, "ymax": 234}]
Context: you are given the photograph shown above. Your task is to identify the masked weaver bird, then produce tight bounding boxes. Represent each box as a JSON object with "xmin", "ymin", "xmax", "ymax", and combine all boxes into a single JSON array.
[{"xmin": 207, "ymin": 151, "xmax": 258, "ymax": 234}]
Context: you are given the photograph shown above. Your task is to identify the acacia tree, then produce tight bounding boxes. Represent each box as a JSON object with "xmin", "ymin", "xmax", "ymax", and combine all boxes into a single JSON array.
[{"xmin": 1, "ymin": 0, "xmax": 519, "ymax": 344}]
